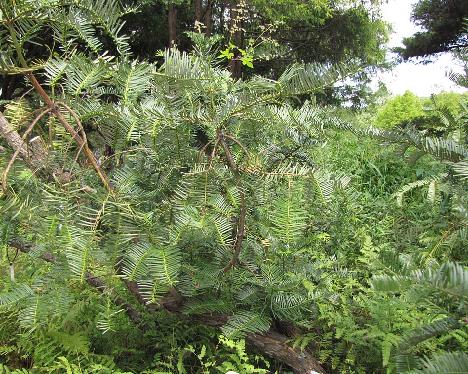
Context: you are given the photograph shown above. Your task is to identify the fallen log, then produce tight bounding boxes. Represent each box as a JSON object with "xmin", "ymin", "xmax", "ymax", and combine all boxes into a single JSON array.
[{"xmin": 8, "ymin": 239, "xmax": 326, "ymax": 374}]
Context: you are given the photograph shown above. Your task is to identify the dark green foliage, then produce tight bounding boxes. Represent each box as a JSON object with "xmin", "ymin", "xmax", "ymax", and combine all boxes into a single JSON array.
[{"xmin": 396, "ymin": 0, "xmax": 468, "ymax": 59}]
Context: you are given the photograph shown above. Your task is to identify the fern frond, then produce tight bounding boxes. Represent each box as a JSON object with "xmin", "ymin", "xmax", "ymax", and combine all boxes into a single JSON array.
[
  {"xmin": 113, "ymin": 61, "xmax": 153, "ymax": 104},
  {"xmin": 3, "ymin": 99, "xmax": 34, "ymax": 130},
  {"xmin": 311, "ymin": 170, "xmax": 336, "ymax": 203},
  {"xmin": 65, "ymin": 54, "xmax": 108, "ymax": 96},
  {"xmin": 452, "ymin": 159, "xmax": 468, "ymax": 180},
  {"xmin": 121, "ymin": 242, "xmax": 153, "ymax": 281},
  {"xmin": 48, "ymin": 331, "xmax": 90, "ymax": 354},
  {"xmin": 398, "ymin": 317, "xmax": 460, "ymax": 353},
  {"xmin": 393, "ymin": 175, "xmax": 447, "ymax": 207},
  {"xmin": 64, "ymin": 227, "xmax": 95, "ymax": 282},
  {"xmin": 270, "ymin": 291, "xmax": 309, "ymax": 321},
  {"xmin": 18, "ymin": 296, "xmax": 40, "ymax": 330},
  {"xmin": 96, "ymin": 301, "xmax": 124, "ymax": 334},
  {"xmin": 404, "ymin": 130, "xmax": 468, "ymax": 162},
  {"xmin": 0, "ymin": 363, "xmax": 32, "ymax": 373},
  {"xmin": 136, "ymin": 279, "xmax": 169, "ymax": 304},
  {"xmin": 72, "ymin": 0, "xmax": 131, "ymax": 55},
  {"xmin": 270, "ymin": 181, "xmax": 307, "ymax": 247},
  {"xmin": 160, "ymin": 49, "xmax": 204, "ymax": 81},
  {"xmin": 372, "ymin": 262, "xmax": 468, "ymax": 298}
]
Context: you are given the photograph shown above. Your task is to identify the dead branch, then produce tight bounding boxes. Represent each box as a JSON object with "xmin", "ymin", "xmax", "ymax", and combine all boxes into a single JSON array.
[
  {"xmin": 2, "ymin": 107, "xmax": 52, "ymax": 191},
  {"xmin": 0, "ymin": 111, "xmax": 47, "ymax": 170},
  {"xmin": 218, "ymin": 131, "xmax": 248, "ymax": 272}
]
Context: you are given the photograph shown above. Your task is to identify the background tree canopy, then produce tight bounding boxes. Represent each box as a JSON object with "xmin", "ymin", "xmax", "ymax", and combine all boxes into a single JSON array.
[
  {"xmin": 396, "ymin": 0, "xmax": 468, "ymax": 59},
  {"xmin": 122, "ymin": 1, "xmax": 388, "ymax": 72}
]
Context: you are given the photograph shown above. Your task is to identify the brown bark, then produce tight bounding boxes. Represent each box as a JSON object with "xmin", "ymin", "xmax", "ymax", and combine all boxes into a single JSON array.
[
  {"xmin": 248, "ymin": 331, "xmax": 325, "ymax": 374},
  {"xmin": 0, "ymin": 111, "xmax": 47, "ymax": 170},
  {"xmin": 194, "ymin": 0, "xmax": 202, "ymax": 23},
  {"xmin": 204, "ymin": 0, "xmax": 213, "ymax": 36},
  {"xmin": 193, "ymin": 314, "xmax": 326, "ymax": 373},
  {"xmin": 228, "ymin": 0, "xmax": 243, "ymax": 79},
  {"xmin": 168, "ymin": 3, "xmax": 178, "ymax": 47}
]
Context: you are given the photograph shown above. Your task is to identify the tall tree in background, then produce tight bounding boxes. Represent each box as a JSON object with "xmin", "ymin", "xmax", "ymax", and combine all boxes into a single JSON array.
[
  {"xmin": 122, "ymin": 0, "xmax": 387, "ymax": 69},
  {"xmin": 396, "ymin": 0, "xmax": 468, "ymax": 59},
  {"xmin": 118, "ymin": 0, "xmax": 388, "ymax": 103}
]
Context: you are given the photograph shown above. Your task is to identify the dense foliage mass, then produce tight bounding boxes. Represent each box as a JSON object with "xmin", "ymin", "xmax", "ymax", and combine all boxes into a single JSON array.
[
  {"xmin": 0, "ymin": 1, "xmax": 467, "ymax": 373},
  {"xmin": 396, "ymin": 0, "xmax": 468, "ymax": 59}
]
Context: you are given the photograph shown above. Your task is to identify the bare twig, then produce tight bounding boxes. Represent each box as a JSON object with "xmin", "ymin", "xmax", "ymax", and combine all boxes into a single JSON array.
[
  {"xmin": 26, "ymin": 73, "xmax": 111, "ymax": 191},
  {"xmin": 55, "ymin": 102, "xmax": 88, "ymax": 163}
]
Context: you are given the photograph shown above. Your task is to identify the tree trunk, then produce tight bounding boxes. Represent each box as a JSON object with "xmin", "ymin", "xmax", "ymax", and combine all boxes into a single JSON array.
[
  {"xmin": 168, "ymin": 3, "xmax": 178, "ymax": 47},
  {"xmin": 194, "ymin": 0, "xmax": 202, "ymax": 23},
  {"xmin": 228, "ymin": 0, "xmax": 243, "ymax": 79},
  {"xmin": 9, "ymin": 237, "xmax": 328, "ymax": 374},
  {"xmin": 248, "ymin": 331, "xmax": 325, "ymax": 374},
  {"xmin": 204, "ymin": 0, "xmax": 213, "ymax": 36},
  {"xmin": 220, "ymin": 1, "xmax": 226, "ymax": 33}
]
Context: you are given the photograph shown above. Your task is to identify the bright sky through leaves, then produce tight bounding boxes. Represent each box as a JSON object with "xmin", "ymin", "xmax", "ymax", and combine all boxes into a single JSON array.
[{"xmin": 375, "ymin": 0, "xmax": 466, "ymax": 96}]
